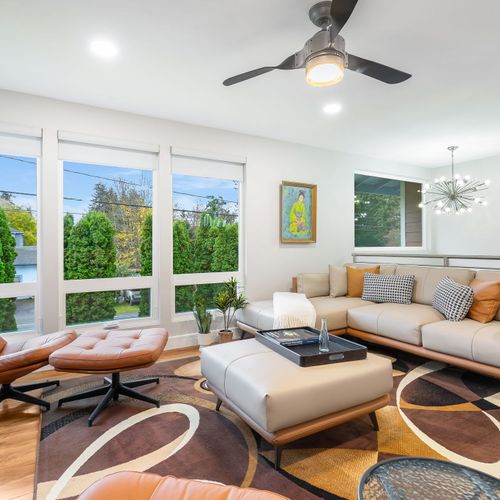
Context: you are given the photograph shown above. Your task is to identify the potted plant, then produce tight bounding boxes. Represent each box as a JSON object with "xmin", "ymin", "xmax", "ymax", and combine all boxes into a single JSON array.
[
  {"xmin": 193, "ymin": 291, "xmax": 214, "ymax": 347},
  {"xmin": 214, "ymin": 277, "xmax": 247, "ymax": 343}
]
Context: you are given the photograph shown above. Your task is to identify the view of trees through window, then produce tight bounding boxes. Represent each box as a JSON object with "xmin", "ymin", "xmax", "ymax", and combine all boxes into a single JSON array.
[
  {"xmin": 173, "ymin": 174, "xmax": 239, "ymax": 313},
  {"xmin": 63, "ymin": 162, "xmax": 153, "ymax": 325},
  {"xmin": 355, "ymin": 174, "xmax": 423, "ymax": 248},
  {"xmin": 0, "ymin": 154, "xmax": 37, "ymax": 333}
]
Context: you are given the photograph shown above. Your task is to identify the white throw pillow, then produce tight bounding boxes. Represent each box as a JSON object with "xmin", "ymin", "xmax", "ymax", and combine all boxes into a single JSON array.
[{"xmin": 329, "ymin": 265, "xmax": 347, "ymax": 297}]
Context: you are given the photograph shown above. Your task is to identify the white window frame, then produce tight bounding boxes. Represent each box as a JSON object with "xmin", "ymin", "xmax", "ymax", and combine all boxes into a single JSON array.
[
  {"xmin": 170, "ymin": 148, "xmax": 246, "ymax": 320},
  {"xmin": 58, "ymin": 133, "xmax": 160, "ymax": 331},
  {"xmin": 354, "ymin": 170, "xmax": 429, "ymax": 253},
  {"xmin": 0, "ymin": 125, "xmax": 41, "ymax": 338}
]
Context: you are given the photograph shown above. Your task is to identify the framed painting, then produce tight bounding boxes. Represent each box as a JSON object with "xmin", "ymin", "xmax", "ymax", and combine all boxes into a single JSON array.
[{"xmin": 280, "ymin": 181, "xmax": 317, "ymax": 244}]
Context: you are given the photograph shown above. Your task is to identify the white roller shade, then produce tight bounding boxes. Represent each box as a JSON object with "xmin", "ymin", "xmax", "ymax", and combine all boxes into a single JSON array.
[
  {"xmin": 58, "ymin": 131, "xmax": 159, "ymax": 170},
  {"xmin": 0, "ymin": 123, "xmax": 42, "ymax": 157},
  {"xmin": 171, "ymin": 148, "xmax": 244, "ymax": 181}
]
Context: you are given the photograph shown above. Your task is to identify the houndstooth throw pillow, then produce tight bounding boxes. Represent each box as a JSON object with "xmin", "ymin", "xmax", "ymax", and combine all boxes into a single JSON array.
[
  {"xmin": 362, "ymin": 273, "xmax": 415, "ymax": 304},
  {"xmin": 433, "ymin": 277, "xmax": 474, "ymax": 321}
]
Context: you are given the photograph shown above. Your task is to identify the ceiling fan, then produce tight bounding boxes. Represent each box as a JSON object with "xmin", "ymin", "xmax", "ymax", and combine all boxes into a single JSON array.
[{"xmin": 223, "ymin": 0, "xmax": 411, "ymax": 88}]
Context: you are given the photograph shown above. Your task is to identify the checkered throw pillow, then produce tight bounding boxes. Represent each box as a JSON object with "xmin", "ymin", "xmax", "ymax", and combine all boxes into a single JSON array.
[
  {"xmin": 433, "ymin": 277, "xmax": 474, "ymax": 321},
  {"xmin": 362, "ymin": 273, "xmax": 415, "ymax": 304}
]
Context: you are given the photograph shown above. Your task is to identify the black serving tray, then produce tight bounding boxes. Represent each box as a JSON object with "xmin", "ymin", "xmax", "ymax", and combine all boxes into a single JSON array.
[{"xmin": 256, "ymin": 327, "xmax": 367, "ymax": 367}]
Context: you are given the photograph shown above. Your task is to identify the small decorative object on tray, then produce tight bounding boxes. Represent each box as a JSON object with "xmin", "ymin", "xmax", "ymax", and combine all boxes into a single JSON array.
[
  {"xmin": 261, "ymin": 327, "xmax": 319, "ymax": 346},
  {"xmin": 256, "ymin": 326, "xmax": 367, "ymax": 367}
]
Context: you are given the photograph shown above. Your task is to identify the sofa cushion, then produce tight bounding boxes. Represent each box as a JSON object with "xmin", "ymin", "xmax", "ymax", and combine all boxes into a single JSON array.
[
  {"xmin": 347, "ymin": 265, "xmax": 380, "ymax": 297},
  {"xmin": 362, "ymin": 273, "xmax": 415, "ymax": 305},
  {"xmin": 472, "ymin": 322, "xmax": 500, "ymax": 367},
  {"xmin": 238, "ymin": 297, "xmax": 373, "ymax": 331},
  {"xmin": 467, "ymin": 278, "xmax": 500, "ymax": 323},
  {"xmin": 348, "ymin": 303, "xmax": 445, "ymax": 345},
  {"xmin": 297, "ymin": 273, "xmax": 330, "ymax": 298},
  {"xmin": 395, "ymin": 265, "xmax": 475, "ymax": 305},
  {"xmin": 422, "ymin": 319, "xmax": 500, "ymax": 367},
  {"xmin": 309, "ymin": 296, "xmax": 373, "ymax": 330},
  {"xmin": 475, "ymin": 270, "xmax": 500, "ymax": 321},
  {"xmin": 433, "ymin": 277, "xmax": 474, "ymax": 322},
  {"xmin": 422, "ymin": 319, "xmax": 477, "ymax": 360},
  {"xmin": 236, "ymin": 300, "xmax": 274, "ymax": 330}
]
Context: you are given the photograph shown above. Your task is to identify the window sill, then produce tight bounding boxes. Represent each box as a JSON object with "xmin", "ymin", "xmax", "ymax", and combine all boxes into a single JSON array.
[{"xmin": 67, "ymin": 317, "xmax": 160, "ymax": 333}]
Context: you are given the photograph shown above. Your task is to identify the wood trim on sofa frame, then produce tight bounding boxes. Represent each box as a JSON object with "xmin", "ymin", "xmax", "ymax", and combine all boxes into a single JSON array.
[{"xmin": 236, "ymin": 321, "xmax": 500, "ymax": 379}]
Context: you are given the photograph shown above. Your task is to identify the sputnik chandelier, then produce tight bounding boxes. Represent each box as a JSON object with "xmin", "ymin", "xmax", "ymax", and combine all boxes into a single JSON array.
[{"xmin": 419, "ymin": 146, "xmax": 490, "ymax": 215}]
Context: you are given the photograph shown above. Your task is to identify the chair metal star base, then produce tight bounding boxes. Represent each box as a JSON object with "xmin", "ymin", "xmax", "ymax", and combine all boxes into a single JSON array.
[
  {"xmin": 0, "ymin": 380, "xmax": 60, "ymax": 410},
  {"xmin": 57, "ymin": 372, "xmax": 160, "ymax": 426}
]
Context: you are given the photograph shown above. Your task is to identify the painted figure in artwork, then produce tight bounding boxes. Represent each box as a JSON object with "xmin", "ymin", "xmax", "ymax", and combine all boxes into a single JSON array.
[{"xmin": 289, "ymin": 190, "xmax": 308, "ymax": 235}]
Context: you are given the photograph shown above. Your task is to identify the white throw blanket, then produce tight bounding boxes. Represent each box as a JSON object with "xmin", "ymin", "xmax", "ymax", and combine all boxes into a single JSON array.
[{"xmin": 273, "ymin": 292, "xmax": 317, "ymax": 329}]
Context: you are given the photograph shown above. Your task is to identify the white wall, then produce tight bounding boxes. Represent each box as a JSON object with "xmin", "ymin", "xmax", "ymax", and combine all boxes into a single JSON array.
[
  {"xmin": 431, "ymin": 155, "xmax": 500, "ymax": 255},
  {"xmin": 0, "ymin": 89, "xmax": 430, "ymax": 340}
]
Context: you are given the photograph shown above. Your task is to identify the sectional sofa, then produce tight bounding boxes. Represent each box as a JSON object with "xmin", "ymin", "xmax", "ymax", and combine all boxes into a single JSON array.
[{"xmin": 236, "ymin": 264, "xmax": 500, "ymax": 379}]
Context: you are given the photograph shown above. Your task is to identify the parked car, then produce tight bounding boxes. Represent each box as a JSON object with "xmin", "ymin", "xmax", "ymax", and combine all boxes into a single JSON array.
[{"xmin": 123, "ymin": 289, "xmax": 141, "ymax": 305}]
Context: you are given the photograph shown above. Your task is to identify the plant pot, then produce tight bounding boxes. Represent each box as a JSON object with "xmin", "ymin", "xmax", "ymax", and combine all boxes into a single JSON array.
[
  {"xmin": 218, "ymin": 329, "xmax": 233, "ymax": 343},
  {"xmin": 197, "ymin": 333, "xmax": 214, "ymax": 347}
]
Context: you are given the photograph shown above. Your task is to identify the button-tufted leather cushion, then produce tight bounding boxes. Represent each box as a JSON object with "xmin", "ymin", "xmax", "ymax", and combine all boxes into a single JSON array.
[
  {"xmin": 0, "ymin": 330, "xmax": 77, "ymax": 384},
  {"xmin": 49, "ymin": 328, "xmax": 168, "ymax": 373},
  {"xmin": 78, "ymin": 471, "xmax": 289, "ymax": 500}
]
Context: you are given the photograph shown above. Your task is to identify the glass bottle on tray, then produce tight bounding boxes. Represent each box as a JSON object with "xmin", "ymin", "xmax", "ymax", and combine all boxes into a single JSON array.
[{"xmin": 319, "ymin": 318, "xmax": 330, "ymax": 353}]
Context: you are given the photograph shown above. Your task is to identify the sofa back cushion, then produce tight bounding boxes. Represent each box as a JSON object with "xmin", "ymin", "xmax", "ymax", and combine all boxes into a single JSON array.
[
  {"xmin": 396, "ymin": 265, "xmax": 475, "ymax": 305},
  {"xmin": 475, "ymin": 270, "xmax": 500, "ymax": 321},
  {"xmin": 296, "ymin": 273, "xmax": 330, "ymax": 298}
]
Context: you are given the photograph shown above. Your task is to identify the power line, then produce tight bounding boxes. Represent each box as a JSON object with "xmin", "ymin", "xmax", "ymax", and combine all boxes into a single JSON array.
[
  {"xmin": 64, "ymin": 168, "xmax": 150, "ymax": 189},
  {"xmin": 0, "ymin": 155, "xmax": 36, "ymax": 165},
  {"xmin": 173, "ymin": 190, "xmax": 238, "ymax": 205},
  {"xmin": 2, "ymin": 156, "xmax": 238, "ymax": 205},
  {"xmin": 173, "ymin": 208, "xmax": 237, "ymax": 218}
]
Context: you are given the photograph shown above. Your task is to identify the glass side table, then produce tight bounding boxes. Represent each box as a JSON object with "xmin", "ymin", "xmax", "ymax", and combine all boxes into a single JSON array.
[{"xmin": 358, "ymin": 457, "xmax": 500, "ymax": 500}]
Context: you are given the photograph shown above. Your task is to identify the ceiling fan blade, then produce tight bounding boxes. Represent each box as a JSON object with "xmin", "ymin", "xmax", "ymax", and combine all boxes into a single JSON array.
[
  {"xmin": 330, "ymin": 0, "xmax": 359, "ymax": 37},
  {"xmin": 347, "ymin": 54, "xmax": 411, "ymax": 84},
  {"xmin": 223, "ymin": 54, "xmax": 297, "ymax": 86}
]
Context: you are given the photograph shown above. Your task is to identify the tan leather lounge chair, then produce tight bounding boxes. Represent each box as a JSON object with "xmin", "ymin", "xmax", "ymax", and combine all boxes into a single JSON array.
[
  {"xmin": 78, "ymin": 471, "xmax": 289, "ymax": 500},
  {"xmin": 0, "ymin": 330, "xmax": 77, "ymax": 410}
]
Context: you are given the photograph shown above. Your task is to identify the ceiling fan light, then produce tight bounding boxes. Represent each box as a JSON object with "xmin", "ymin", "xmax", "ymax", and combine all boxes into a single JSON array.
[{"xmin": 306, "ymin": 53, "xmax": 345, "ymax": 87}]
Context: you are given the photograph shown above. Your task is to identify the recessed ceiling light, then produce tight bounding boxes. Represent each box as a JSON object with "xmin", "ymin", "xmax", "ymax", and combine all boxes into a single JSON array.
[
  {"xmin": 323, "ymin": 102, "xmax": 342, "ymax": 115},
  {"xmin": 90, "ymin": 38, "xmax": 119, "ymax": 59}
]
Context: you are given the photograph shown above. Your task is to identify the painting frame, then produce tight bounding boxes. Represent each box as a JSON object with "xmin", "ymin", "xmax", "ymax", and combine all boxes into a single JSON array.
[{"xmin": 280, "ymin": 181, "xmax": 317, "ymax": 244}]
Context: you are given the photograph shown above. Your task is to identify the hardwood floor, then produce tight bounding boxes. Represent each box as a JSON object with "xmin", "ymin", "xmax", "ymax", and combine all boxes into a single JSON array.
[{"xmin": 0, "ymin": 347, "xmax": 199, "ymax": 500}]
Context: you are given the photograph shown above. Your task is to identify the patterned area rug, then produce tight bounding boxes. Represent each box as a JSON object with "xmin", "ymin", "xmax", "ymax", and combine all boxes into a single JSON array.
[{"xmin": 36, "ymin": 345, "xmax": 500, "ymax": 500}]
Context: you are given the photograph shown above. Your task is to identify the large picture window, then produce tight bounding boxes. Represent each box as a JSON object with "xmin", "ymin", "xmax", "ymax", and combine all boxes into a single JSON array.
[
  {"xmin": 0, "ymin": 128, "xmax": 40, "ymax": 334},
  {"xmin": 59, "ymin": 132, "xmax": 158, "ymax": 328},
  {"xmin": 171, "ymin": 152, "xmax": 244, "ymax": 314},
  {"xmin": 355, "ymin": 173, "xmax": 423, "ymax": 248}
]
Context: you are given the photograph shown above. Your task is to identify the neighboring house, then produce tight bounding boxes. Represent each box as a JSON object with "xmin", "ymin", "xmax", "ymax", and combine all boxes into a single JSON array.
[{"xmin": 10, "ymin": 228, "xmax": 37, "ymax": 283}]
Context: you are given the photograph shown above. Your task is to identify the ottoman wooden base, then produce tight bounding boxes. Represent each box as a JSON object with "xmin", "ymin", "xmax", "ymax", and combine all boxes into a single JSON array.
[{"xmin": 210, "ymin": 383, "xmax": 389, "ymax": 470}]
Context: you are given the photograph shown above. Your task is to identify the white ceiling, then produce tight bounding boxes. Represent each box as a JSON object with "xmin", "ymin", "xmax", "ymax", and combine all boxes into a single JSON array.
[{"xmin": 1, "ymin": 0, "xmax": 499, "ymax": 167}]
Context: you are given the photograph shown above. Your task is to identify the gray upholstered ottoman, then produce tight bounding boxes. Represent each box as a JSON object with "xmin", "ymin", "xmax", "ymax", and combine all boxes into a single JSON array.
[{"xmin": 201, "ymin": 339, "xmax": 393, "ymax": 469}]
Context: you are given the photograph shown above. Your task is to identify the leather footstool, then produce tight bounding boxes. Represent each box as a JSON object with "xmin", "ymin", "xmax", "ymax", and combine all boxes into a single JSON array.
[
  {"xmin": 201, "ymin": 339, "xmax": 393, "ymax": 469},
  {"xmin": 49, "ymin": 328, "xmax": 168, "ymax": 426}
]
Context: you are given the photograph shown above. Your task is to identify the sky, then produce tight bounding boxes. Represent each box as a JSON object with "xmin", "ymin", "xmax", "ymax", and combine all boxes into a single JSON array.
[
  {"xmin": 0, "ymin": 154, "xmax": 37, "ymax": 216},
  {"xmin": 63, "ymin": 161, "xmax": 152, "ymax": 221},
  {"xmin": 172, "ymin": 174, "xmax": 239, "ymax": 215},
  {"xmin": 0, "ymin": 155, "xmax": 239, "ymax": 223}
]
